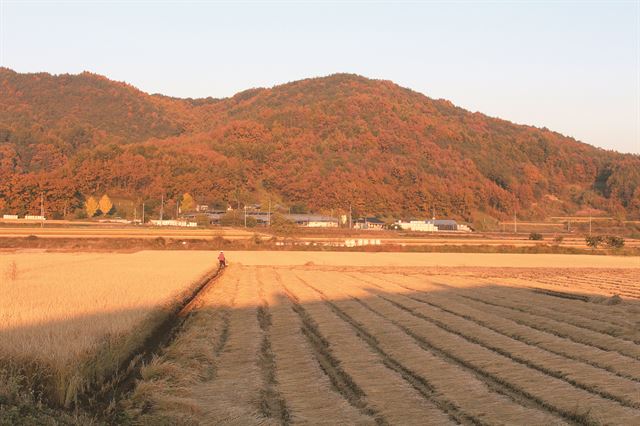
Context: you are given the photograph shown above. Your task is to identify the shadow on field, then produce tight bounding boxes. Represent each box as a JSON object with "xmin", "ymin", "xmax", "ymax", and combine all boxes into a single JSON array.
[
  {"xmin": 121, "ymin": 274, "xmax": 640, "ymax": 426},
  {"xmin": 0, "ymin": 307, "xmax": 169, "ymax": 408},
  {"xmin": 2, "ymin": 274, "xmax": 640, "ymax": 425}
]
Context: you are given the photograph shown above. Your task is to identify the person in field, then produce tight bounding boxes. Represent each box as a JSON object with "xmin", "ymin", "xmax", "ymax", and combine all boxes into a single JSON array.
[{"xmin": 218, "ymin": 251, "xmax": 226, "ymax": 268}]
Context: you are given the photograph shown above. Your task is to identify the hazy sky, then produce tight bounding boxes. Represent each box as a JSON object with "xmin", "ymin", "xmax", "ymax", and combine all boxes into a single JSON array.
[{"xmin": 1, "ymin": 1, "xmax": 638, "ymax": 154}]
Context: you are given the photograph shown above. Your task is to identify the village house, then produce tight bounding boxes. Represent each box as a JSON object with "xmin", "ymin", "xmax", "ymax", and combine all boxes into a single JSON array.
[
  {"xmin": 353, "ymin": 217, "xmax": 385, "ymax": 230},
  {"xmin": 394, "ymin": 219, "xmax": 471, "ymax": 232},
  {"xmin": 395, "ymin": 220, "xmax": 437, "ymax": 232},
  {"xmin": 285, "ymin": 214, "xmax": 339, "ymax": 227}
]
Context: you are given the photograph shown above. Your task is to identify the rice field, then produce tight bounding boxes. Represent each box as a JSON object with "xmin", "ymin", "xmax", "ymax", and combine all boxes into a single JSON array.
[
  {"xmin": 0, "ymin": 251, "xmax": 217, "ymax": 407},
  {"xmin": 1, "ymin": 250, "xmax": 639, "ymax": 424},
  {"xmin": 127, "ymin": 252, "xmax": 640, "ymax": 425}
]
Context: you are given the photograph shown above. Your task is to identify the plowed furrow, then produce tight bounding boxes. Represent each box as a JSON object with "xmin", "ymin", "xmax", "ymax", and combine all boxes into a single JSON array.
[
  {"xmin": 354, "ymin": 276, "xmax": 640, "ymax": 384},
  {"xmin": 192, "ymin": 267, "xmax": 271, "ymax": 425},
  {"xmin": 261, "ymin": 268, "xmax": 377, "ymax": 425},
  {"xmin": 256, "ymin": 270, "xmax": 291, "ymax": 425},
  {"xmin": 360, "ymin": 295, "xmax": 640, "ymax": 424},
  {"xmin": 450, "ymin": 275, "xmax": 636, "ymax": 330},
  {"xmin": 409, "ymin": 273, "xmax": 635, "ymax": 328},
  {"xmin": 404, "ymin": 290, "xmax": 640, "ymax": 384},
  {"xmin": 434, "ymin": 278, "xmax": 640, "ymax": 344},
  {"xmin": 396, "ymin": 275, "xmax": 640, "ymax": 361},
  {"xmin": 370, "ymin": 291, "xmax": 640, "ymax": 408},
  {"xmin": 304, "ymin": 272, "xmax": 640, "ymax": 425},
  {"xmin": 532, "ymin": 276, "xmax": 640, "ymax": 299},
  {"xmin": 296, "ymin": 273, "xmax": 569, "ymax": 425},
  {"xmin": 280, "ymin": 270, "xmax": 454, "ymax": 426},
  {"xmin": 456, "ymin": 293, "xmax": 640, "ymax": 361}
]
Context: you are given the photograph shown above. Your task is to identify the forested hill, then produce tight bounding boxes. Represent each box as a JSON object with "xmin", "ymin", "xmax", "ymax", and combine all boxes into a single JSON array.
[{"xmin": 0, "ymin": 68, "xmax": 638, "ymax": 222}]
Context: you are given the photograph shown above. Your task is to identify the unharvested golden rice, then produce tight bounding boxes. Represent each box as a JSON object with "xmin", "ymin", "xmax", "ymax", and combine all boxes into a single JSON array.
[{"xmin": 0, "ymin": 250, "xmax": 218, "ymax": 405}]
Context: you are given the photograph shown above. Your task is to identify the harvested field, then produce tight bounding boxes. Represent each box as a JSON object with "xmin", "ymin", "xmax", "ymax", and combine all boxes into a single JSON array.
[
  {"xmin": 0, "ymin": 226, "xmax": 260, "ymax": 240},
  {"xmin": 126, "ymin": 251, "xmax": 640, "ymax": 425},
  {"xmin": 0, "ymin": 251, "xmax": 219, "ymax": 407},
  {"xmin": 2, "ymin": 224, "xmax": 639, "ymax": 250},
  {"xmin": 227, "ymin": 250, "xmax": 640, "ymax": 268}
]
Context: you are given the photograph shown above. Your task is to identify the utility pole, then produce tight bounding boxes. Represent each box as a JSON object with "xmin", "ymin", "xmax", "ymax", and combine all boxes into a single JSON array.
[
  {"xmin": 349, "ymin": 203, "xmax": 352, "ymax": 229},
  {"xmin": 176, "ymin": 200, "xmax": 180, "ymax": 220},
  {"xmin": 142, "ymin": 202, "xmax": 145, "ymax": 224},
  {"xmin": 160, "ymin": 194, "xmax": 164, "ymax": 221},
  {"xmin": 40, "ymin": 192, "xmax": 44, "ymax": 228},
  {"xmin": 244, "ymin": 205, "xmax": 247, "ymax": 227},
  {"xmin": 134, "ymin": 206, "xmax": 137, "ymax": 223}
]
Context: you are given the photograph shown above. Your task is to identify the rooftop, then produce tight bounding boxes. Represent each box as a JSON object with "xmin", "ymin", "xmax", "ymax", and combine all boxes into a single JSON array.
[{"xmin": 285, "ymin": 214, "xmax": 338, "ymax": 222}]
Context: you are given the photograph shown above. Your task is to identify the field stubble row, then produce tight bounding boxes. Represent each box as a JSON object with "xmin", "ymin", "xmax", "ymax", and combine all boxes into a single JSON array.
[{"xmin": 127, "ymin": 262, "xmax": 640, "ymax": 425}]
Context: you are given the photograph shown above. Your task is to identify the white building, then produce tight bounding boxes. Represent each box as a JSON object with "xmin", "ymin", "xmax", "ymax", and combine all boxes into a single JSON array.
[
  {"xmin": 394, "ymin": 219, "xmax": 471, "ymax": 232},
  {"xmin": 353, "ymin": 217, "xmax": 385, "ymax": 230},
  {"xmin": 150, "ymin": 219, "xmax": 197, "ymax": 227},
  {"xmin": 308, "ymin": 220, "xmax": 338, "ymax": 228},
  {"xmin": 457, "ymin": 223, "xmax": 472, "ymax": 232},
  {"xmin": 285, "ymin": 214, "xmax": 339, "ymax": 228},
  {"xmin": 395, "ymin": 220, "xmax": 436, "ymax": 232}
]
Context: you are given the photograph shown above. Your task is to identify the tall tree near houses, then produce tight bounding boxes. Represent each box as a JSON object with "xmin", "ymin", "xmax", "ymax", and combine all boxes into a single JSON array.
[
  {"xmin": 181, "ymin": 193, "xmax": 195, "ymax": 212},
  {"xmin": 98, "ymin": 194, "xmax": 114, "ymax": 216},
  {"xmin": 85, "ymin": 196, "xmax": 99, "ymax": 217}
]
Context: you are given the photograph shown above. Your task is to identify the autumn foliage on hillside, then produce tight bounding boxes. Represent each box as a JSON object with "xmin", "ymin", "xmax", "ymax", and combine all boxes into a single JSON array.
[{"xmin": 0, "ymin": 68, "xmax": 638, "ymax": 221}]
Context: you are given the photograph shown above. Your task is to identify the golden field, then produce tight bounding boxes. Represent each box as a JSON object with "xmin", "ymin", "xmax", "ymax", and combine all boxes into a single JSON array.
[
  {"xmin": 1, "ymin": 250, "xmax": 639, "ymax": 424},
  {"xmin": 0, "ymin": 251, "xmax": 217, "ymax": 406},
  {"xmin": 0, "ymin": 225, "xmax": 262, "ymax": 240}
]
